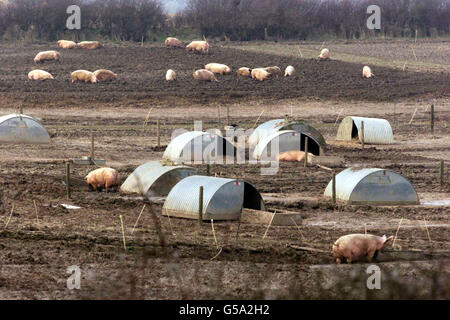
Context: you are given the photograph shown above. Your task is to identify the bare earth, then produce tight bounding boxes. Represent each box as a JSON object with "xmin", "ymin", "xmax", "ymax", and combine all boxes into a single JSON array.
[{"xmin": 0, "ymin": 40, "xmax": 449, "ymax": 299}]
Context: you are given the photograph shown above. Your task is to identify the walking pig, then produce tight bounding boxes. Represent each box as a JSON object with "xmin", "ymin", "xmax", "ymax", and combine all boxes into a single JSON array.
[{"xmin": 333, "ymin": 234, "xmax": 393, "ymax": 264}]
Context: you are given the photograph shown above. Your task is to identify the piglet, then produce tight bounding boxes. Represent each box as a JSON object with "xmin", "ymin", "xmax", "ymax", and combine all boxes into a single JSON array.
[
  {"xmin": 85, "ymin": 167, "xmax": 119, "ymax": 192},
  {"xmin": 333, "ymin": 234, "xmax": 393, "ymax": 264}
]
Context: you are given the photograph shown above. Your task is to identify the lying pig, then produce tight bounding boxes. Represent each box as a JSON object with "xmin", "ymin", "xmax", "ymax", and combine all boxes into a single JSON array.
[
  {"xmin": 28, "ymin": 69, "xmax": 54, "ymax": 80},
  {"xmin": 277, "ymin": 151, "xmax": 312, "ymax": 162},
  {"xmin": 333, "ymin": 234, "xmax": 394, "ymax": 264},
  {"xmin": 93, "ymin": 69, "xmax": 117, "ymax": 82},
  {"xmin": 71, "ymin": 70, "xmax": 97, "ymax": 83},
  {"xmin": 85, "ymin": 167, "xmax": 119, "ymax": 192},
  {"xmin": 193, "ymin": 69, "xmax": 218, "ymax": 82}
]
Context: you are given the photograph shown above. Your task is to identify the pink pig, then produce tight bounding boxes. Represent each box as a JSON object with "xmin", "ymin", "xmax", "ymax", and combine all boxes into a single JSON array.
[
  {"xmin": 85, "ymin": 167, "xmax": 119, "ymax": 192},
  {"xmin": 333, "ymin": 234, "xmax": 393, "ymax": 264}
]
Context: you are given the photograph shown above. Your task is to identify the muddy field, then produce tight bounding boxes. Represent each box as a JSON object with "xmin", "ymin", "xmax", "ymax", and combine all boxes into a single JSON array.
[
  {"xmin": 0, "ymin": 41, "xmax": 449, "ymax": 300},
  {"xmin": 0, "ymin": 42, "xmax": 449, "ymax": 104}
]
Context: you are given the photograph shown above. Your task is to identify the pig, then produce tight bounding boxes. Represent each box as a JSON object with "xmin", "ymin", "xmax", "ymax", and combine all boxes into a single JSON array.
[
  {"xmin": 165, "ymin": 37, "xmax": 182, "ymax": 48},
  {"xmin": 277, "ymin": 151, "xmax": 312, "ymax": 162},
  {"xmin": 264, "ymin": 66, "xmax": 282, "ymax": 78},
  {"xmin": 205, "ymin": 63, "xmax": 231, "ymax": 75},
  {"xmin": 237, "ymin": 67, "xmax": 252, "ymax": 77},
  {"xmin": 318, "ymin": 48, "xmax": 330, "ymax": 60},
  {"xmin": 193, "ymin": 69, "xmax": 218, "ymax": 82},
  {"xmin": 34, "ymin": 50, "xmax": 61, "ymax": 63},
  {"xmin": 251, "ymin": 68, "xmax": 271, "ymax": 81},
  {"xmin": 284, "ymin": 65, "xmax": 296, "ymax": 77},
  {"xmin": 77, "ymin": 41, "xmax": 102, "ymax": 50},
  {"xmin": 93, "ymin": 69, "xmax": 117, "ymax": 82},
  {"xmin": 166, "ymin": 69, "xmax": 176, "ymax": 81},
  {"xmin": 333, "ymin": 234, "xmax": 394, "ymax": 264},
  {"xmin": 85, "ymin": 167, "xmax": 119, "ymax": 192},
  {"xmin": 57, "ymin": 40, "xmax": 77, "ymax": 49},
  {"xmin": 71, "ymin": 70, "xmax": 97, "ymax": 83},
  {"xmin": 28, "ymin": 70, "xmax": 54, "ymax": 80},
  {"xmin": 362, "ymin": 66, "xmax": 374, "ymax": 78},
  {"xmin": 186, "ymin": 41, "xmax": 209, "ymax": 54}
]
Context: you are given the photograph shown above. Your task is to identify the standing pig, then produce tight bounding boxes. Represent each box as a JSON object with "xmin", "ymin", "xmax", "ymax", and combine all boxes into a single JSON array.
[
  {"xmin": 186, "ymin": 41, "xmax": 210, "ymax": 54},
  {"xmin": 85, "ymin": 167, "xmax": 119, "ymax": 192},
  {"xmin": 333, "ymin": 234, "xmax": 393, "ymax": 264},
  {"xmin": 251, "ymin": 68, "xmax": 271, "ymax": 81},
  {"xmin": 166, "ymin": 69, "xmax": 177, "ymax": 81},
  {"xmin": 165, "ymin": 37, "xmax": 182, "ymax": 48},
  {"xmin": 71, "ymin": 70, "xmax": 97, "ymax": 83},
  {"xmin": 237, "ymin": 67, "xmax": 252, "ymax": 77},
  {"xmin": 264, "ymin": 66, "xmax": 282, "ymax": 78},
  {"xmin": 284, "ymin": 65, "xmax": 296, "ymax": 77},
  {"xmin": 362, "ymin": 66, "xmax": 374, "ymax": 78},
  {"xmin": 193, "ymin": 69, "xmax": 218, "ymax": 82},
  {"xmin": 205, "ymin": 63, "xmax": 232, "ymax": 75},
  {"xmin": 34, "ymin": 50, "xmax": 61, "ymax": 63}
]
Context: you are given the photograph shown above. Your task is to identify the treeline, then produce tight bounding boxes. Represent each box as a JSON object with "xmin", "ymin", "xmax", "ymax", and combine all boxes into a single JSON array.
[
  {"xmin": 182, "ymin": 0, "xmax": 450, "ymax": 40},
  {"xmin": 0, "ymin": 0, "xmax": 166, "ymax": 41},
  {"xmin": 0, "ymin": 0, "xmax": 449, "ymax": 42}
]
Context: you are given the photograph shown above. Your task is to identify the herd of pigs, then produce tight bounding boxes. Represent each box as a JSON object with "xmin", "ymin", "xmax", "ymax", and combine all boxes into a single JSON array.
[
  {"xmin": 28, "ymin": 37, "xmax": 385, "ymax": 265},
  {"xmin": 28, "ymin": 37, "xmax": 375, "ymax": 83}
]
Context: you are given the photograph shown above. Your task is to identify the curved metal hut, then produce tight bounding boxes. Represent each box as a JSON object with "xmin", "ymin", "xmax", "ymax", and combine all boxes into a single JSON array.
[
  {"xmin": 336, "ymin": 116, "xmax": 394, "ymax": 144},
  {"xmin": 0, "ymin": 114, "xmax": 50, "ymax": 144},
  {"xmin": 253, "ymin": 130, "xmax": 322, "ymax": 161},
  {"xmin": 249, "ymin": 119, "xmax": 326, "ymax": 154},
  {"xmin": 162, "ymin": 176, "xmax": 266, "ymax": 220},
  {"xmin": 163, "ymin": 131, "xmax": 236, "ymax": 163},
  {"xmin": 324, "ymin": 167, "xmax": 419, "ymax": 205},
  {"xmin": 120, "ymin": 161, "xmax": 197, "ymax": 197}
]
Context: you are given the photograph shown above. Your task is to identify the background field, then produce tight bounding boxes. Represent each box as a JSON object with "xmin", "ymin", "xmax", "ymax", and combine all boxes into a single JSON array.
[{"xmin": 0, "ymin": 39, "xmax": 449, "ymax": 299}]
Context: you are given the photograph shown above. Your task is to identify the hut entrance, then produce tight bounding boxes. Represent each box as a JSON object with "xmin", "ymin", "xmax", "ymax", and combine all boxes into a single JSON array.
[
  {"xmin": 243, "ymin": 182, "xmax": 265, "ymax": 211},
  {"xmin": 301, "ymin": 134, "xmax": 320, "ymax": 155},
  {"xmin": 351, "ymin": 121, "xmax": 359, "ymax": 140}
]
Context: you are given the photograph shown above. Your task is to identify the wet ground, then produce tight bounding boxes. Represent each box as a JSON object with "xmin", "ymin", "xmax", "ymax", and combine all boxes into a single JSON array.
[{"xmin": 0, "ymin": 41, "xmax": 449, "ymax": 299}]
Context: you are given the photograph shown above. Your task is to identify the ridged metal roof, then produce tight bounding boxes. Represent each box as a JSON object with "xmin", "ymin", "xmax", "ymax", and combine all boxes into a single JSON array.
[
  {"xmin": 324, "ymin": 167, "xmax": 419, "ymax": 205},
  {"xmin": 0, "ymin": 114, "xmax": 50, "ymax": 144},
  {"xmin": 248, "ymin": 119, "xmax": 326, "ymax": 151},
  {"xmin": 163, "ymin": 131, "xmax": 235, "ymax": 163},
  {"xmin": 162, "ymin": 175, "xmax": 265, "ymax": 220},
  {"xmin": 336, "ymin": 116, "xmax": 394, "ymax": 144},
  {"xmin": 120, "ymin": 161, "xmax": 197, "ymax": 197},
  {"xmin": 253, "ymin": 130, "xmax": 302, "ymax": 161}
]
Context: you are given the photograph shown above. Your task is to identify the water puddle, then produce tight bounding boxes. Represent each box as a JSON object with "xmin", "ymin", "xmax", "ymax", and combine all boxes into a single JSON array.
[{"xmin": 421, "ymin": 200, "xmax": 450, "ymax": 206}]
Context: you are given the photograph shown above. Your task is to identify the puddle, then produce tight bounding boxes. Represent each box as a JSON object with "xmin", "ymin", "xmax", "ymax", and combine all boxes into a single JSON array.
[{"xmin": 421, "ymin": 200, "xmax": 450, "ymax": 206}]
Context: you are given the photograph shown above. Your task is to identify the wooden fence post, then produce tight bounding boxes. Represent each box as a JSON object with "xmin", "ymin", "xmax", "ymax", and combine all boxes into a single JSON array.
[
  {"xmin": 332, "ymin": 171, "xmax": 336, "ymax": 205},
  {"xmin": 198, "ymin": 186, "xmax": 204, "ymax": 227},
  {"xmin": 430, "ymin": 104, "xmax": 435, "ymax": 135},
  {"xmin": 90, "ymin": 133, "xmax": 95, "ymax": 160},
  {"xmin": 304, "ymin": 137, "xmax": 309, "ymax": 168},
  {"xmin": 361, "ymin": 121, "xmax": 365, "ymax": 149},
  {"xmin": 66, "ymin": 162, "xmax": 71, "ymax": 199},
  {"xmin": 157, "ymin": 119, "xmax": 161, "ymax": 148}
]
